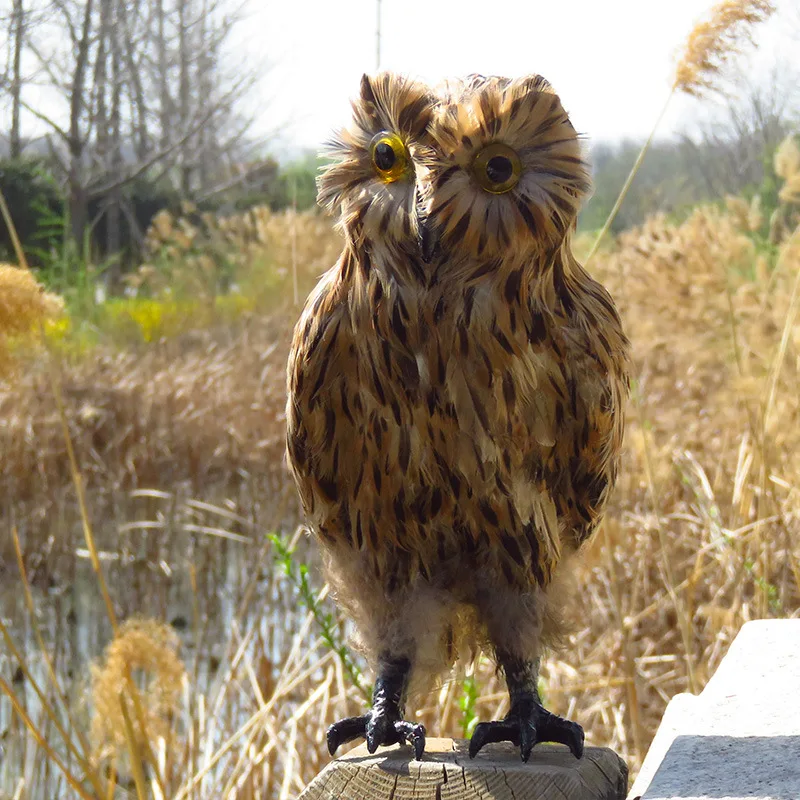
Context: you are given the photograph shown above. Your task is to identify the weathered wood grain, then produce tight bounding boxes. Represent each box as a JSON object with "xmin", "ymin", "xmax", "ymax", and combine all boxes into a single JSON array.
[{"xmin": 298, "ymin": 737, "xmax": 627, "ymax": 799}]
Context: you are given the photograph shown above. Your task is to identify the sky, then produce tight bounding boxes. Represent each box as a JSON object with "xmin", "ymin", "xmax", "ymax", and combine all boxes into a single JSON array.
[{"xmin": 243, "ymin": 0, "xmax": 799, "ymax": 158}]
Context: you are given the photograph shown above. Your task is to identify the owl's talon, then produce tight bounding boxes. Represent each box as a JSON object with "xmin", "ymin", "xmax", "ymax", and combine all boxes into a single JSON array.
[
  {"xmin": 366, "ymin": 710, "xmax": 391, "ymax": 753},
  {"xmin": 539, "ymin": 711, "xmax": 585, "ymax": 759},
  {"xmin": 519, "ymin": 720, "xmax": 536, "ymax": 763},
  {"xmin": 468, "ymin": 720, "xmax": 515, "ymax": 758},
  {"xmin": 469, "ymin": 698, "xmax": 584, "ymax": 762},
  {"xmin": 326, "ymin": 712, "xmax": 426, "ymax": 759},
  {"xmin": 394, "ymin": 720, "xmax": 427, "ymax": 760},
  {"xmin": 327, "ymin": 716, "xmax": 367, "ymax": 755}
]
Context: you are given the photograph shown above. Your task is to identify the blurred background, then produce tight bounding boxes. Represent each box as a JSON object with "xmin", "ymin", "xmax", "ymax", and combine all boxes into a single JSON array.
[{"xmin": 0, "ymin": 0, "xmax": 799, "ymax": 798}]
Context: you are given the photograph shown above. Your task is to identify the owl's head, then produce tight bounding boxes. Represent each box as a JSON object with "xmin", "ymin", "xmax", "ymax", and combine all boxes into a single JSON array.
[
  {"xmin": 317, "ymin": 72, "xmax": 435, "ymax": 255},
  {"xmin": 422, "ymin": 74, "xmax": 591, "ymax": 261}
]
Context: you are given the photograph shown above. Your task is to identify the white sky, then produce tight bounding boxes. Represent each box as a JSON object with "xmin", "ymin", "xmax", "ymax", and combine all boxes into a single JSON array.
[{"xmin": 245, "ymin": 0, "xmax": 799, "ymax": 157}]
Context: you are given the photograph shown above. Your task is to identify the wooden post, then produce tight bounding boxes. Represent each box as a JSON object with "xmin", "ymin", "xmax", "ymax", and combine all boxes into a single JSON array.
[{"xmin": 299, "ymin": 737, "xmax": 627, "ymax": 799}]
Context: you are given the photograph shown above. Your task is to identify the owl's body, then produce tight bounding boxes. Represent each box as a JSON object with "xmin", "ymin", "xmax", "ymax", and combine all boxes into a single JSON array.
[{"xmin": 286, "ymin": 73, "xmax": 629, "ymax": 761}]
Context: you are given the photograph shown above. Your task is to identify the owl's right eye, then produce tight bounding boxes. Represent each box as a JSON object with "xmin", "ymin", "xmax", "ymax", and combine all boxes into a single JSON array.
[
  {"xmin": 472, "ymin": 142, "xmax": 521, "ymax": 194},
  {"xmin": 370, "ymin": 132, "xmax": 409, "ymax": 183}
]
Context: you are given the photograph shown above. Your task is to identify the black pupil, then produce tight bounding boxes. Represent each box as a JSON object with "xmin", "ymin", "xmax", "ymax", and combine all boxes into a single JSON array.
[
  {"xmin": 374, "ymin": 142, "xmax": 396, "ymax": 171},
  {"xmin": 486, "ymin": 155, "xmax": 513, "ymax": 185}
]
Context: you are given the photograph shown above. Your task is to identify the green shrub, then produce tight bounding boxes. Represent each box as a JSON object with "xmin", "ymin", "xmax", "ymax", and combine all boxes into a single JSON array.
[{"xmin": 0, "ymin": 158, "xmax": 65, "ymax": 264}]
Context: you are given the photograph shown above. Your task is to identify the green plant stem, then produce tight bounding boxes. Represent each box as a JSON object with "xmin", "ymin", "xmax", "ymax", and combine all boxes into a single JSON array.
[
  {"xmin": 458, "ymin": 674, "xmax": 479, "ymax": 738},
  {"xmin": 269, "ymin": 534, "xmax": 370, "ymax": 702}
]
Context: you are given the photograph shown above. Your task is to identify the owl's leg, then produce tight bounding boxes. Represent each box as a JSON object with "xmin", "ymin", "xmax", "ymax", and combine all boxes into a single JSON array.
[
  {"xmin": 326, "ymin": 654, "xmax": 426, "ymax": 759},
  {"xmin": 468, "ymin": 653, "xmax": 584, "ymax": 762}
]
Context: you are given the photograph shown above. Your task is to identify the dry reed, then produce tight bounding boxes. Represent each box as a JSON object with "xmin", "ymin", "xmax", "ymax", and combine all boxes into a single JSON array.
[
  {"xmin": 132, "ymin": 205, "xmax": 340, "ymax": 306},
  {"xmin": 775, "ymin": 135, "xmax": 800, "ymax": 205},
  {"xmin": 673, "ymin": 0, "xmax": 776, "ymax": 97},
  {"xmin": 587, "ymin": 0, "xmax": 776, "ymax": 261},
  {"xmin": 91, "ymin": 618, "xmax": 185, "ymax": 762}
]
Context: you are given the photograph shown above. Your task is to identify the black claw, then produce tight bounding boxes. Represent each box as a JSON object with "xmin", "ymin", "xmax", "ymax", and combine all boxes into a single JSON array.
[
  {"xmin": 327, "ymin": 656, "xmax": 424, "ymax": 759},
  {"xmin": 395, "ymin": 720, "xmax": 426, "ymax": 760},
  {"xmin": 519, "ymin": 721, "xmax": 535, "ymax": 763},
  {"xmin": 469, "ymin": 703, "xmax": 584, "ymax": 762},
  {"xmin": 365, "ymin": 712, "xmax": 389, "ymax": 754},
  {"xmin": 413, "ymin": 731, "xmax": 425, "ymax": 761},
  {"xmin": 469, "ymin": 721, "xmax": 508, "ymax": 758},
  {"xmin": 326, "ymin": 714, "xmax": 426, "ymax": 760},
  {"xmin": 542, "ymin": 715, "xmax": 584, "ymax": 759},
  {"xmin": 468, "ymin": 723, "xmax": 486, "ymax": 758},
  {"xmin": 327, "ymin": 728, "xmax": 338, "ymax": 757},
  {"xmin": 327, "ymin": 716, "xmax": 367, "ymax": 756}
]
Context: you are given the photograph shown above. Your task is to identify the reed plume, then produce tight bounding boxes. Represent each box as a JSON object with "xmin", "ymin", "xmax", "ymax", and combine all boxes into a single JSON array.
[
  {"xmin": 588, "ymin": 0, "xmax": 776, "ymax": 262},
  {"xmin": 91, "ymin": 618, "xmax": 186, "ymax": 761},
  {"xmin": 0, "ymin": 263, "xmax": 64, "ymax": 374},
  {"xmin": 775, "ymin": 135, "xmax": 800, "ymax": 205},
  {"xmin": 673, "ymin": 0, "xmax": 776, "ymax": 96}
]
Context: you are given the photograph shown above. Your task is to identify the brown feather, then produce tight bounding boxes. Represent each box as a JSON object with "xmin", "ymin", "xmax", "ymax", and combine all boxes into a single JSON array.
[{"xmin": 286, "ymin": 72, "xmax": 630, "ymax": 691}]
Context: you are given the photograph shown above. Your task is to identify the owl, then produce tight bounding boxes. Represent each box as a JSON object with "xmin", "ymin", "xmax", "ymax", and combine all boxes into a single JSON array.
[{"xmin": 285, "ymin": 72, "xmax": 630, "ymax": 763}]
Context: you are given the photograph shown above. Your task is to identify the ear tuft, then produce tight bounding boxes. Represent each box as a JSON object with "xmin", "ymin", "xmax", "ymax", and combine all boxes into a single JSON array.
[
  {"xmin": 521, "ymin": 74, "xmax": 551, "ymax": 94},
  {"xmin": 360, "ymin": 74, "xmax": 377, "ymax": 106}
]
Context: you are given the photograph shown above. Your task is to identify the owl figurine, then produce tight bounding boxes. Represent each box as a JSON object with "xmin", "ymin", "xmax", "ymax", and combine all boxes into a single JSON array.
[{"xmin": 286, "ymin": 72, "xmax": 630, "ymax": 763}]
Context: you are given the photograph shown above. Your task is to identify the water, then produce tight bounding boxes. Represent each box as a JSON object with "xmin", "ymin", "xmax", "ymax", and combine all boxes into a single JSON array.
[{"xmin": 0, "ymin": 481, "xmax": 346, "ymax": 798}]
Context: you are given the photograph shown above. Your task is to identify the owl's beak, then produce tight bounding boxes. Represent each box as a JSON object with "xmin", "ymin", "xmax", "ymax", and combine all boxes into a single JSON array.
[{"xmin": 418, "ymin": 216, "xmax": 438, "ymax": 264}]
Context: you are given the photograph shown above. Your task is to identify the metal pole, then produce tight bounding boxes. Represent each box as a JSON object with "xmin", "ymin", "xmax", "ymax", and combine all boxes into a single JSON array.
[{"xmin": 376, "ymin": 0, "xmax": 382, "ymax": 70}]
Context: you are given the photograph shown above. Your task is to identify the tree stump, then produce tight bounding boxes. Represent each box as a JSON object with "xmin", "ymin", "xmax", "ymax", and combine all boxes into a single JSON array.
[{"xmin": 298, "ymin": 737, "xmax": 627, "ymax": 799}]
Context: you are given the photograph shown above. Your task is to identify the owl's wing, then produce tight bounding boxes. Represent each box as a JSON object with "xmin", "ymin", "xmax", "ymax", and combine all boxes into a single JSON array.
[
  {"xmin": 553, "ymin": 348, "xmax": 627, "ymax": 551},
  {"xmin": 510, "ymin": 282, "xmax": 629, "ymax": 561},
  {"xmin": 286, "ymin": 263, "xmax": 353, "ymax": 532},
  {"xmin": 540, "ymin": 296, "xmax": 628, "ymax": 553}
]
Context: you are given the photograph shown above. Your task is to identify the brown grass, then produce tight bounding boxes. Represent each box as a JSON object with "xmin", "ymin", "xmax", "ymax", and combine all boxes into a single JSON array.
[
  {"xmin": 131, "ymin": 204, "xmax": 340, "ymax": 306},
  {"xmin": 567, "ymin": 207, "xmax": 800, "ymax": 766},
  {"xmin": 1, "ymin": 315, "xmax": 295, "ymax": 532},
  {"xmin": 775, "ymin": 135, "xmax": 800, "ymax": 206}
]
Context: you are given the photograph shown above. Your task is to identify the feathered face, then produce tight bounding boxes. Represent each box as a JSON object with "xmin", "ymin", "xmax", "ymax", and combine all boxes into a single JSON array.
[
  {"xmin": 317, "ymin": 73, "xmax": 435, "ymax": 256},
  {"xmin": 421, "ymin": 75, "xmax": 592, "ymax": 262}
]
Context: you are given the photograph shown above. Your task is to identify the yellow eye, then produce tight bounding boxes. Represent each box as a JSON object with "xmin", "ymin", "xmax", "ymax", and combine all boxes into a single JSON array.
[
  {"xmin": 472, "ymin": 142, "xmax": 521, "ymax": 194},
  {"xmin": 369, "ymin": 132, "xmax": 409, "ymax": 183}
]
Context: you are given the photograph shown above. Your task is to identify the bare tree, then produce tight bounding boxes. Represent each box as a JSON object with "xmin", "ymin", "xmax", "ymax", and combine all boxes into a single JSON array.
[
  {"xmin": 679, "ymin": 62, "xmax": 800, "ymax": 198},
  {"xmin": 8, "ymin": 0, "xmax": 24, "ymax": 157},
  {"xmin": 14, "ymin": 0, "xmax": 264, "ymax": 266},
  {"xmin": 0, "ymin": 0, "xmax": 31, "ymax": 158}
]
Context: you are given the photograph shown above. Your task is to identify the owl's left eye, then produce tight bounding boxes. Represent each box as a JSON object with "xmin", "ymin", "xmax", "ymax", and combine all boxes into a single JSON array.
[
  {"xmin": 472, "ymin": 142, "xmax": 521, "ymax": 194},
  {"xmin": 370, "ymin": 132, "xmax": 409, "ymax": 183}
]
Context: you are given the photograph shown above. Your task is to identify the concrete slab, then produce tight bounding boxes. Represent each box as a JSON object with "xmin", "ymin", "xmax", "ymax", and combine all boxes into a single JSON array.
[{"xmin": 630, "ymin": 620, "xmax": 800, "ymax": 800}]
